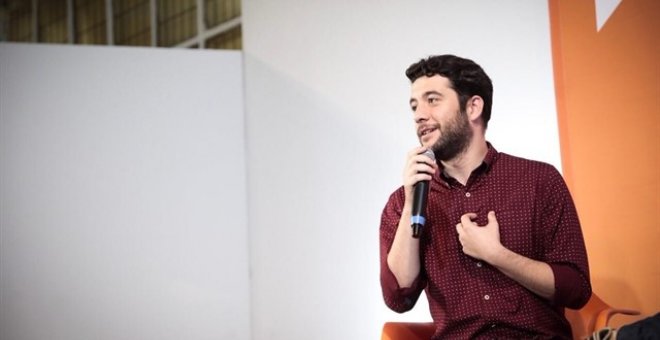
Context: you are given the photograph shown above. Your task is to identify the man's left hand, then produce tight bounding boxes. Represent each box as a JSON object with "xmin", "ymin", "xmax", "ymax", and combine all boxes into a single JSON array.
[{"xmin": 456, "ymin": 211, "xmax": 503, "ymax": 262}]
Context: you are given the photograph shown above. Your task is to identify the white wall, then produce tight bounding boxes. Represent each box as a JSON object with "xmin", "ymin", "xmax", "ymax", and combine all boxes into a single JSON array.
[
  {"xmin": 241, "ymin": 1, "xmax": 560, "ymax": 339},
  {"xmin": 0, "ymin": 44, "xmax": 250, "ymax": 340},
  {"xmin": 1, "ymin": 2, "xmax": 562, "ymax": 339}
]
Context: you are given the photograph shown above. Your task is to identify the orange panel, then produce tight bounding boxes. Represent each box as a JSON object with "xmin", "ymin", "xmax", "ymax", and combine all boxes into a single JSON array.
[{"xmin": 549, "ymin": 0, "xmax": 660, "ymax": 326}]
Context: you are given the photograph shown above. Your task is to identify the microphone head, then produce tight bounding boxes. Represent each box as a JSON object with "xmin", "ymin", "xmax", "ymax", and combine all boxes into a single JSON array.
[{"xmin": 423, "ymin": 149, "xmax": 436, "ymax": 161}]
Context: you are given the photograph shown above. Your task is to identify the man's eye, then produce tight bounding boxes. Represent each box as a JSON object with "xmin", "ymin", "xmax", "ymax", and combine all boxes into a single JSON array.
[
  {"xmin": 411, "ymin": 105, "xmax": 417, "ymax": 112},
  {"xmin": 428, "ymin": 97, "xmax": 439, "ymax": 104}
]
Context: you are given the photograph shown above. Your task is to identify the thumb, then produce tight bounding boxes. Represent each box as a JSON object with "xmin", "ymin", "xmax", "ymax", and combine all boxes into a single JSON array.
[{"xmin": 487, "ymin": 211, "xmax": 497, "ymax": 223}]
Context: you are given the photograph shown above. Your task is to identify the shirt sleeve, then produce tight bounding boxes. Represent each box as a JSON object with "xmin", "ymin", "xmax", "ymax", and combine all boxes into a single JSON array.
[
  {"xmin": 379, "ymin": 188, "xmax": 427, "ymax": 313},
  {"xmin": 538, "ymin": 166, "xmax": 592, "ymax": 309}
]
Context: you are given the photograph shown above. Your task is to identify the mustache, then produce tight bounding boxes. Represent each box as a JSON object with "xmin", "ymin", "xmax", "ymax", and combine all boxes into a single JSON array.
[{"xmin": 417, "ymin": 124, "xmax": 440, "ymax": 137}]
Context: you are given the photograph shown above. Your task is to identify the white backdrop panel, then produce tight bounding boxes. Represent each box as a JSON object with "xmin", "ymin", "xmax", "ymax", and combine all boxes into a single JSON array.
[{"xmin": 0, "ymin": 43, "xmax": 250, "ymax": 340}]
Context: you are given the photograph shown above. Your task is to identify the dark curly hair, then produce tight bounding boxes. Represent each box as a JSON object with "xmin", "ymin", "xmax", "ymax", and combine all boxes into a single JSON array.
[{"xmin": 406, "ymin": 55, "xmax": 493, "ymax": 128}]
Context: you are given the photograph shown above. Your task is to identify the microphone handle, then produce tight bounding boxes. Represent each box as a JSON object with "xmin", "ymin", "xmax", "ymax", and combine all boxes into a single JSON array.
[{"xmin": 411, "ymin": 180, "xmax": 430, "ymax": 238}]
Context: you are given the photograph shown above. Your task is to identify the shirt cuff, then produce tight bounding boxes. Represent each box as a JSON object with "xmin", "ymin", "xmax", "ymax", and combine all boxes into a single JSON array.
[
  {"xmin": 381, "ymin": 263, "xmax": 425, "ymax": 313},
  {"xmin": 550, "ymin": 263, "xmax": 591, "ymax": 309}
]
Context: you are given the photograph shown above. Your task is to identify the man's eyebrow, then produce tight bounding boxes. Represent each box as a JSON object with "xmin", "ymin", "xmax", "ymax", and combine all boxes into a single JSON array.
[
  {"xmin": 423, "ymin": 90, "xmax": 443, "ymax": 98},
  {"xmin": 409, "ymin": 91, "xmax": 443, "ymax": 105}
]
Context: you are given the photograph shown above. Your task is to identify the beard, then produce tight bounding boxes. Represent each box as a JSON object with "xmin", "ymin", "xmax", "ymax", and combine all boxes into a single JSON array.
[{"xmin": 428, "ymin": 109, "xmax": 472, "ymax": 162}]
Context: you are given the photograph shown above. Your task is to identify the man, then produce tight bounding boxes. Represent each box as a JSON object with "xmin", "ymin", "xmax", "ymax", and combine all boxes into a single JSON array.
[{"xmin": 380, "ymin": 55, "xmax": 592, "ymax": 339}]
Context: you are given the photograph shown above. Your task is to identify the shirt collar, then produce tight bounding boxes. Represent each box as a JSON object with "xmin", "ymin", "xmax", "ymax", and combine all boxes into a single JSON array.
[
  {"xmin": 482, "ymin": 142, "xmax": 498, "ymax": 170},
  {"xmin": 436, "ymin": 142, "xmax": 498, "ymax": 185}
]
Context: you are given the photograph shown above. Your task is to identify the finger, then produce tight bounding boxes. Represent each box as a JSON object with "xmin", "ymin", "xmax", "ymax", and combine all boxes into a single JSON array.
[
  {"xmin": 413, "ymin": 172, "xmax": 433, "ymax": 183},
  {"xmin": 411, "ymin": 162, "xmax": 436, "ymax": 177},
  {"xmin": 406, "ymin": 162, "xmax": 434, "ymax": 177},
  {"xmin": 419, "ymin": 150, "xmax": 436, "ymax": 166},
  {"xmin": 406, "ymin": 146, "xmax": 428, "ymax": 160},
  {"xmin": 403, "ymin": 155, "xmax": 434, "ymax": 183},
  {"xmin": 404, "ymin": 150, "xmax": 426, "ymax": 174},
  {"xmin": 411, "ymin": 156, "xmax": 436, "ymax": 171},
  {"xmin": 405, "ymin": 152, "xmax": 435, "ymax": 173},
  {"xmin": 455, "ymin": 225, "xmax": 464, "ymax": 244},
  {"xmin": 407, "ymin": 147, "xmax": 435, "ymax": 163},
  {"xmin": 460, "ymin": 213, "xmax": 478, "ymax": 225},
  {"xmin": 405, "ymin": 156, "xmax": 435, "ymax": 174}
]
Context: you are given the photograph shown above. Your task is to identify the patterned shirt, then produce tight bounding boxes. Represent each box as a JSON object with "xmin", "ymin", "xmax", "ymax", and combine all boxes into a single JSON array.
[{"xmin": 380, "ymin": 144, "xmax": 591, "ymax": 339}]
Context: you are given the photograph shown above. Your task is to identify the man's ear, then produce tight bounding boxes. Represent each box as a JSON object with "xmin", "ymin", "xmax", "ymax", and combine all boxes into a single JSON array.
[{"xmin": 466, "ymin": 95, "xmax": 484, "ymax": 122}]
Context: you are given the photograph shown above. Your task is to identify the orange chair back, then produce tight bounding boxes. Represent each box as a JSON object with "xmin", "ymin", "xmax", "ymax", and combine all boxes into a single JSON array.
[
  {"xmin": 565, "ymin": 293, "xmax": 640, "ymax": 339},
  {"xmin": 381, "ymin": 322, "xmax": 435, "ymax": 340}
]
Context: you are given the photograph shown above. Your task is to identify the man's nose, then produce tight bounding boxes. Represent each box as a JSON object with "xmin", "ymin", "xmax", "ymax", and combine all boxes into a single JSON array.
[{"xmin": 414, "ymin": 106, "xmax": 429, "ymax": 124}]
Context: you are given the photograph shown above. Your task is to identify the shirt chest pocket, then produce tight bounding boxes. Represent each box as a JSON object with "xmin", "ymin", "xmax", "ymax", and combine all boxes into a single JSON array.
[{"xmin": 492, "ymin": 209, "xmax": 537, "ymax": 258}]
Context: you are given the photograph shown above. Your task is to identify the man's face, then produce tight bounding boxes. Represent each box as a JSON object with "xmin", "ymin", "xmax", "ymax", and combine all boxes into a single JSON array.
[{"xmin": 409, "ymin": 75, "xmax": 472, "ymax": 161}]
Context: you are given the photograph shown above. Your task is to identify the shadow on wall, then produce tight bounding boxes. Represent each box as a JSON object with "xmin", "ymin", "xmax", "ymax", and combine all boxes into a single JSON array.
[{"xmin": 242, "ymin": 53, "xmax": 429, "ymax": 340}]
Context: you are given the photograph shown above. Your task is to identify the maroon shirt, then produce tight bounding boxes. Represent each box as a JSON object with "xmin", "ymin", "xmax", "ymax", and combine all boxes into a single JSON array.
[{"xmin": 380, "ymin": 144, "xmax": 591, "ymax": 339}]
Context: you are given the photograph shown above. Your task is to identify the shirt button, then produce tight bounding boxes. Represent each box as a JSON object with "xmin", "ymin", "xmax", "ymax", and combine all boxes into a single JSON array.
[
  {"xmin": 484, "ymin": 294, "xmax": 490, "ymax": 300},
  {"xmin": 491, "ymin": 324, "xmax": 496, "ymax": 328},
  {"xmin": 465, "ymin": 192, "xmax": 471, "ymax": 197},
  {"xmin": 476, "ymin": 262, "xmax": 483, "ymax": 267}
]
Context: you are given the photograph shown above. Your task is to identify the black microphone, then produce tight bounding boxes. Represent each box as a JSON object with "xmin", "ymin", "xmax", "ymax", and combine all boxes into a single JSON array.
[{"xmin": 411, "ymin": 149, "xmax": 435, "ymax": 238}]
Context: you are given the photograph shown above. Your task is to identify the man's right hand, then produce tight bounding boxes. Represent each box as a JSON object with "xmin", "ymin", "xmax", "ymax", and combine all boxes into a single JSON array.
[{"xmin": 403, "ymin": 147, "xmax": 438, "ymax": 202}]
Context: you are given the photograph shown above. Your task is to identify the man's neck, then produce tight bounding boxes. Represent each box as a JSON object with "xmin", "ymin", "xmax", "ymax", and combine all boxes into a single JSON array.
[{"xmin": 440, "ymin": 136, "xmax": 489, "ymax": 186}]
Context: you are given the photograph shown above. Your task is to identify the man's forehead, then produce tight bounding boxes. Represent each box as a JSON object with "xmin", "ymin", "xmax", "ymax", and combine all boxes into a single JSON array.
[{"xmin": 410, "ymin": 75, "xmax": 452, "ymax": 97}]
